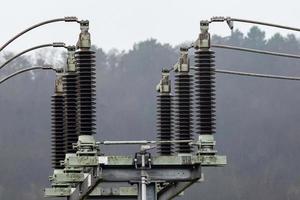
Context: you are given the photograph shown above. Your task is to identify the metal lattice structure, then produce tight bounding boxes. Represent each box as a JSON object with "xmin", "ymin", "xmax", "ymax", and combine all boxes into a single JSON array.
[{"xmin": 44, "ymin": 19, "xmax": 226, "ymax": 200}]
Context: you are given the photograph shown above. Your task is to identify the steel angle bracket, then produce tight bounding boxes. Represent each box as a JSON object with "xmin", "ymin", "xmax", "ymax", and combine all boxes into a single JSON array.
[
  {"xmin": 89, "ymin": 185, "xmax": 138, "ymax": 197},
  {"xmin": 65, "ymin": 154, "xmax": 99, "ymax": 167},
  {"xmin": 50, "ymin": 172, "xmax": 86, "ymax": 183},
  {"xmin": 44, "ymin": 187, "xmax": 74, "ymax": 197}
]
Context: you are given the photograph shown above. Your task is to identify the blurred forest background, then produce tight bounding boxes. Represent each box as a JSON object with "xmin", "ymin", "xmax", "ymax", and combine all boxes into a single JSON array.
[{"xmin": 0, "ymin": 26, "xmax": 300, "ymax": 199}]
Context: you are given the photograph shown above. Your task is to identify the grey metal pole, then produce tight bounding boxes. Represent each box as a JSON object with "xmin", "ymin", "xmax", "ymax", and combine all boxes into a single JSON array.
[{"xmin": 141, "ymin": 153, "xmax": 147, "ymax": 200}]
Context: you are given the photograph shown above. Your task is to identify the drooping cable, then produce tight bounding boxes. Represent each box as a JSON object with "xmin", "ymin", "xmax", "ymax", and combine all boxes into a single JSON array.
[
  {"xmin": 215, "ymin": 69, "xmax": 300, "ymax": 81},
  {"xmin": 229, "ymin": 17, "xmax": 300, "ymax": 32},
  {"xmin": 0, "ymin": 66, "xmax": 55, "ymax": 84},
  {"xmin": 0, "ymin": 17, "xmax": 78, "ymax": 52},
  {"xmin": 212, "ymin": 44, "xmax": 300, "ymax": 60},
  {"xmin": 0, "ymin": 42, "xmax": 65, "ymax": 70}
]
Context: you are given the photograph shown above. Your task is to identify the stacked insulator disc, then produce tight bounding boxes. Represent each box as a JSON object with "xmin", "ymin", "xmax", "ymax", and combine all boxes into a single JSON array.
[
  {"xmin": 194, "ymin": 50, "xmax": 216, "ymax": 135},
  {"xmin": 63, "ymin": 73, "xmax": 78, "ymax": 153},
  {"xmin": 174, "ymin": 73, "xmax": 193, "ymax": 153},
  {"xmin": 75, "ymin": 50, "xmax": 96, "ymax": 135},
  {"xmin": 157, "ymin": 94, "xmax": 173, "ymax": 155},
  {"xmin": 51, "ymin": 94, "xmax": 65, "ymax": 169}
]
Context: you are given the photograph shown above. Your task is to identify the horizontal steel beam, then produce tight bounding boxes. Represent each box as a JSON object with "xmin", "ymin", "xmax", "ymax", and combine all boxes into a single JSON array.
[
  {"xmin": 98, "ymin": 155, "xmax": 227, "ymax": 166},
  {"xmin": 101, "ymin": 166, "xmax": 201, "ymax": 182}
]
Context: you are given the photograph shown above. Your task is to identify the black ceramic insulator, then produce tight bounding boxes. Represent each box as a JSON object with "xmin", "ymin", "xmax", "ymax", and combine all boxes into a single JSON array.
[
  {"xmin": 75, "ymin": 50, "xmax": 96, "ymax": 135},
  {"xmin": 63, "ymin": 73, "xmax": 78, "ymax": 153},
  {"xmin": 51, "ymin": 94, "xmax": 65, "ymax": 169},
  {"xmin": 194, "ymin": 50, "xmax": 216, "ymax": 135},
  {"xmin": 174, "ymin": 73, "xmax": 193, "ymax": 153},
  {"xmin": 157, "ymin": 94, "xmax": 173, "ymax": 155}
]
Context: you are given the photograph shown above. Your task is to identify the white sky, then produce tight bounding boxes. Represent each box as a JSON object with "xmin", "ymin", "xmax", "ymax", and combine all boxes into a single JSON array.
[{"xmin": 1, "ymin": 0, "xmax": 300, "ymax": 53}]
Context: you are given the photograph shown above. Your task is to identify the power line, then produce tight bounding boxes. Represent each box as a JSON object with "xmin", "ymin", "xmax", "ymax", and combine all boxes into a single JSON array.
[
  {"xmin": 228, "ymin": 17, "xmax": 300, "ymax": 32},
  {"xmin": 0, "ymin": 43, "xmax": 65, "ymax": 70},
  {"xmin": 0, "ymin": 17, "xmax": 78, "ymax": 52},
  {"xmin": 215, "ymin": 69, "xmax": 300, "ymax": 81},
  {"xmin": 211, "ymin": 44, "xmax": 300, "ymax": 60},
  {"xmin": 0, "ymin": 66, "xmax": 55, "ymax": 85}
]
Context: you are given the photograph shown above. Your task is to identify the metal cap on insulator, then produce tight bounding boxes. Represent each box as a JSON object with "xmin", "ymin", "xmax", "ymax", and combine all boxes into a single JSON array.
[
  {"xmin": 194, "ymin": 20, "xmax": 210, "ymax": 49},
  {"xmin": 156, "ymin": 69, "xmax": 171, "ymax": 93},
  {"xmin": 65, "ymin": 46, "xmax": 76, "ymax": 72},
  {"xmin": 174, "ymin": 48, "xmax": 190, "ymax": 72},
  {"xmin": 76, "ymin": 20, "xmax": 91, "ymax": 49}
]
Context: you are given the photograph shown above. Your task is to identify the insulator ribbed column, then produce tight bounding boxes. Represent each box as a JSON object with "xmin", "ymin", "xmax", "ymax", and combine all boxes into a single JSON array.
[
  {"xmin": 75, "ymin": 50, "xmax": 96, "ymax": 135},
  {"xmin": 63, "ymin": 73, "xmax": 78, "ymax": 153},
  {"xmin": 157, "ymin": 94, "xmax": 173, "ymax": 155},
  {"xmin": 194, "ymin": 50, "xmax": 216, "ymax": 136},
  {"xmin": 51, "ymin": 94, "xmax": 65, "ymax": 169},
  {"xmin": 174, "ymin": 73, "xmax": 193, "ymax": 153}
]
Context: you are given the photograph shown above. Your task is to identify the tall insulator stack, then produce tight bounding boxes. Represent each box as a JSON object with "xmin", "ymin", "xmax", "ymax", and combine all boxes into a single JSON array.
[
  {"xmin": 156, "ymin": 69, "xmax": 173, "ymax": 155},
  {"xmin": 63, "ymin": 47, "xmax": 78, "ymax": 154},
  {"xmin": 63, "ymin": 72, "xmax": 78, "ymax": 153},
  {"xmin": 174, "ymin": 48, "xmax": 193, "ymax": 154},
  {"xmin": 75, "ymin": 49, "xmax": 96, "ymax": 136},
  {"xmin": 51, "ymin": 75, "xmax": 65, "ymax": 169},
  {"xmin": 194, "ymin": 50, "xmax": 216, "ymax": 137}
]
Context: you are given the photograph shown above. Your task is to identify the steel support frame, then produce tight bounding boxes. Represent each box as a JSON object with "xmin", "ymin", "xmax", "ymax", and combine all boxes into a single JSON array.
[{"xmin": 46, "ymin": 154, "xmax": 226, "ymax": 200}]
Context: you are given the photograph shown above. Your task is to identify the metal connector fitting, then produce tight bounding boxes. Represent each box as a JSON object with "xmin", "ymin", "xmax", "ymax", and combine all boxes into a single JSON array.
[
  {"xmin": 52, "ymin": 42, "xmax": 66, "ymax": 47},
  {"xmin": 64, "ymin": 16, "xmax": 78, "ymax": 22},
  {"xmin": 210, "ymin": 16, "xmax": 234, "ymax": 30}
]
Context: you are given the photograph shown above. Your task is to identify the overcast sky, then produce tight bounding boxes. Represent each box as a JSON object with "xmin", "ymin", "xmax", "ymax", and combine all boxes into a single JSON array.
[{"xmin": 1, "ymin": 0, "xmax": 300, "ymax": 52}]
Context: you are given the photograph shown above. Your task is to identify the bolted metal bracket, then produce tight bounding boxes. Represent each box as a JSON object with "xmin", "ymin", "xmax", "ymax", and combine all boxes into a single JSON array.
[
  {"xmin": 195, "ymin": 134, "xmax": 217, "ymax": 155},
  {"xmin": 89, "ymin": 185, "xmax": 138, "ymax": 197},
  {"xmin": 134, "ymin": 152, "xmax": 152, "ymax": 169},
  {"xmin": 44, "ymin": 187, "xmax": 73, "ymax": 197},
  {"xmin": 64, "ymin": 154, "xmax": 99, "ymax": 168},
  {"xmin": 73, "ymin": 135, "xmax": 100, "ymax": 157},
  {"xmin": 49, "ymin": 172, "xmax": 86, "ymax": 184}
]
